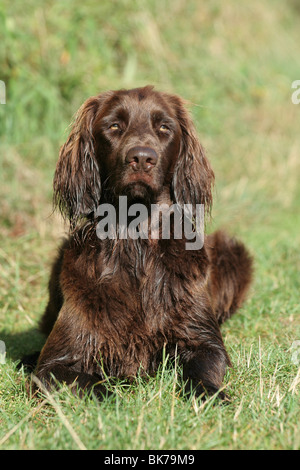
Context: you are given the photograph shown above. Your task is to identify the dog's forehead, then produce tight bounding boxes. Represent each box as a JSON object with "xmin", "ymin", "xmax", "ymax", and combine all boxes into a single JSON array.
[{"xmin": 104, "ymin": 88, "xmax": 177, "ymax": 119}]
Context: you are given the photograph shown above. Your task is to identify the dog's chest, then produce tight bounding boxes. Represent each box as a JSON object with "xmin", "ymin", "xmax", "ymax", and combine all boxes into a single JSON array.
[
  {"xmin": 97, "ymin": 242, "xmax": 186, "ymax": 316},
  {"xmin": 66, "ymin": 240, "xmax": 197, "ymax": 376}
]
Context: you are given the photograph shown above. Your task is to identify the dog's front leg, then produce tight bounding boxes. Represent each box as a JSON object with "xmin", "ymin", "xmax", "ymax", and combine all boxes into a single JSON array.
[{"xmin": 181, "ymin": 344, "xmax": 230, "ymax": 399}]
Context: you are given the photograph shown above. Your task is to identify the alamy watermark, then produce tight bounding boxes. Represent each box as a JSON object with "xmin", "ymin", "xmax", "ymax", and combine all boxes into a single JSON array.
[
  {"xmin": 0, "ymin": 340, "xmax": 6, "ymax": 364},
  {"xmin": 95, "ymin": 197, "xmax": 205, "ymax": 250},
  {"xmin": 291, "ymin": 340, "xmax": 300, "ymax": 366},
  {"xmin": 291, "ymin": 80, "xmax": 300, "ymax": 105},
  {"xmin": 0, "ymin": 80, "xmax": 6, "ymax": 104}
]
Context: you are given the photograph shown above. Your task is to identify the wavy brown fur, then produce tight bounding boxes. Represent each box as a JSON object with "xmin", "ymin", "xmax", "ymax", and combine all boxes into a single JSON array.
[{"xmin": 31, "ymin": 86, "xmax": 252, "ymax": 399}]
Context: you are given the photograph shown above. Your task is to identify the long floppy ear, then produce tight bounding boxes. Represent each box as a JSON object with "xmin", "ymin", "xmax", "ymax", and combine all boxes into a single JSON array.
[
  {"xmin": 171, "ymin": 97, "xmax": 214, "ymax": 215},
  {"xmin": 54, "ymin": 96, "xmax": 102, "ymax": 227}
]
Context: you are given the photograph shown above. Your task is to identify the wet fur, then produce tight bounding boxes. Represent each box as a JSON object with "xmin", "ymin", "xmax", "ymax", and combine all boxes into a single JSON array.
[{"xmin": 29, "ymin": 86, "xmax": 252, "ymax": 398}]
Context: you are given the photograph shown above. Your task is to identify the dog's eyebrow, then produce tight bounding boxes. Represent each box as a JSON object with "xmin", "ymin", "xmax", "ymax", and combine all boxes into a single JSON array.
[
  {"xmin": 151, "ymin": 110, "xmax": 177, "ymax": 129},
  {"xmin": 151, "ymin": 110, "xmax": 170, "ymax": 120},
  {"xmin": 100, "ymin": 106, "xmax": 130, "ymax": 126}
]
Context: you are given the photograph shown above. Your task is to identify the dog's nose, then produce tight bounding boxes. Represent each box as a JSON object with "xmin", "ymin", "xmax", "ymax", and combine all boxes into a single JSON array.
[{"xmin": 125, "ymin": 146, "xmax": 158, "ymax": 172}]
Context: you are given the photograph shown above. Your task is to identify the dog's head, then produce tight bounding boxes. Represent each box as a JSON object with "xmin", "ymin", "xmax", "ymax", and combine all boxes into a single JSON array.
[{"xmin": 54, "ymin": 86, "xmax": 214, "ymax": 226}]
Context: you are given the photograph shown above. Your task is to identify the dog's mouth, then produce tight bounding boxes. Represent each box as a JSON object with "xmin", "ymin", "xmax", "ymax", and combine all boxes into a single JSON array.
[
  {"xmin": 124, "ymin": 180, "xmax": 154, "ymax": 197},
  {"xmin": 121, "ymin": 181, "xmax": 157, "ymax": 205}
]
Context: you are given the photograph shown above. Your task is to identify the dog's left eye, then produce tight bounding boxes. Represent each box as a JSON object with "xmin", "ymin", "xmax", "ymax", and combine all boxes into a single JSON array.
[
  {"xmin": 109, "ymin": 123, "xmax": 120, "ymax": 130},
  {"xmin": 159, "ymin": 124, "xmax": 170, "ymax": 133}
]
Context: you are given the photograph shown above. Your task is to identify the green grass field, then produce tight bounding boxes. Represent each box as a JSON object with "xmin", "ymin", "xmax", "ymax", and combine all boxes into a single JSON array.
[{"xmin": 0, "ymin": 0, "xmax": 299, "ymax": 450}]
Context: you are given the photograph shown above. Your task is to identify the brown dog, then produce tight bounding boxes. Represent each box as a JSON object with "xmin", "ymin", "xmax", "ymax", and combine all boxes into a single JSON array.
[{"xmin": 32, "ymin": 86, "xmax": 252, "ymax": 398}]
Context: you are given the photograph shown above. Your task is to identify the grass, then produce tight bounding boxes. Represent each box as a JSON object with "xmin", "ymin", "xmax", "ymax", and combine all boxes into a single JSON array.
[{"xmin": 0, "ymin": 0, "xmax": 299, "ymax": 450}]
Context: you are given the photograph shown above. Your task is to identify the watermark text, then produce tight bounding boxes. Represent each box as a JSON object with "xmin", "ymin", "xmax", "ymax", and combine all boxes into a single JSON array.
[
  {"xmin": 0, "ymin": 81, "xmax": 6, "ymax": 104},
  {"xmin": 291, "ymin": 80, "xmax": 300, "ymax": 104},
  {"xmin": 0, "ymin": 340, "xmax": 6, "ymax": 364},
  {"xmin": 95, "ymin": 197, "xmax": 205, "ymax": 250},
  {"xmin": 291, "ymin": 340, "xmax": 300, "ymax": 365}
]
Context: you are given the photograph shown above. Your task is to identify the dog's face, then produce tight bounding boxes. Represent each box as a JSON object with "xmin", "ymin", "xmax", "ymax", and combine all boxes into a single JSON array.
[
  {"xmin": 54, "ymin": 86, "xmax": 214, "ymax": 225},
  {"xmin": 93, "ymin": 88, "xmax": 181, "ymax": 204}
]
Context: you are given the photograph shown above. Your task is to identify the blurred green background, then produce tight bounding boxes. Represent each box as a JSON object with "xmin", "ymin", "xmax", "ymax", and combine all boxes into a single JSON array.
[
  {"xmin": 0, "ymin": 0, "xmax": 299, "ymax": 450},
  {"xmin": 1, "ymin": 1, "xmax": 300, "ymax": 235}
]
